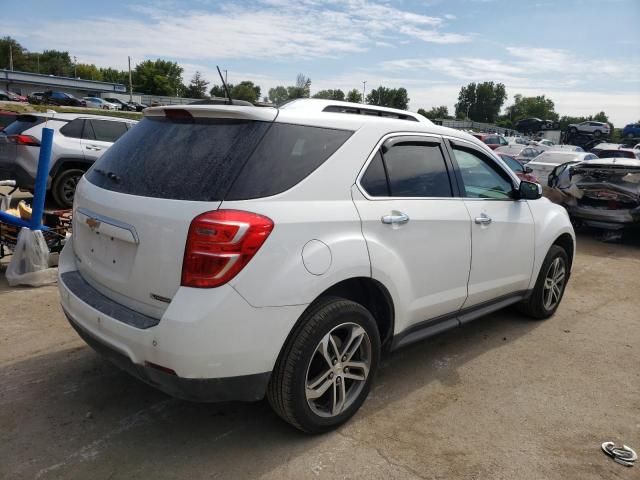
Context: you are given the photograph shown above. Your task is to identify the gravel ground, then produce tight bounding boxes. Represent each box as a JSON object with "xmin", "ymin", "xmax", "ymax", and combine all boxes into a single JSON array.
[{"xmin": 0, "ymin": 230, "xmax": 638, "ymax": 480}]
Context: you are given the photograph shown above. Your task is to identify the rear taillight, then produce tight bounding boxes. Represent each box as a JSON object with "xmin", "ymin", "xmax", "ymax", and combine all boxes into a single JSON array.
[
  {"xmin": 181, "ymin": 210, "xmax": 274, "ymax": 288},
  {"xmin": 8, "ymin": 134, "xmax": 40, "ymax": 146}
]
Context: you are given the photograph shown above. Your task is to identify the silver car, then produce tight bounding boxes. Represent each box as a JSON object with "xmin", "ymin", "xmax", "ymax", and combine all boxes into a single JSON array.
[{"xmin": 0, "ymin": 112, "xmax": 136, "ymax": 207}]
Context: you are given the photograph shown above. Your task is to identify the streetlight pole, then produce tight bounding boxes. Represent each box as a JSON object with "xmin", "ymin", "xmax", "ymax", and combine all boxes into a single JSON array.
[
  {"xmin": 73, "ymin": 56, "xmax": 77, "ymax": 78},
  {"xmin": 362, "ymin": 80, "xmax": 366, "ymax": 104},
  {"xmin": 128, "ymin": 56, "xmax": 133, "ymax": 102}
]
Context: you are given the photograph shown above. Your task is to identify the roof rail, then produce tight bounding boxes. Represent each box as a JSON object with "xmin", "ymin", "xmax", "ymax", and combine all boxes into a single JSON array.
[
  {"xmin": 322, "ymin": 105, "xmax": 419, "ymax": 122},
  {"xmin": 279, "ymin": 99, "xmax": 428, "ymax": 123}
]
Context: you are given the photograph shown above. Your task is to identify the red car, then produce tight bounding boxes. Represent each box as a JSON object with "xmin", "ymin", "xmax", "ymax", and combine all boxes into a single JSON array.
[
  {"xmin": 497, "ymin": 153, "xmax": 539, "ymax": 183},
  {"xmin": 472, "ymin": 133, "xmax": 508, "ymax": 150}
]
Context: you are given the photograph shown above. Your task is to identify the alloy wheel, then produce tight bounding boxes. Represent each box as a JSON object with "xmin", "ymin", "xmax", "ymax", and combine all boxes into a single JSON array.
[
  {"xmin": 543, "ymin": 257, "xmax": 566, "ymax": 310},
  {"xmin": 305, "ymin": 322, "xmax": 372, "ymax": 418}
]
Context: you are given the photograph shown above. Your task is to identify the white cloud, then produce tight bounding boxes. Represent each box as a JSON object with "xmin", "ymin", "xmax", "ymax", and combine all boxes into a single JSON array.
[{"xmin": 5, "ymin": 0, "xmax": 470, "ymax": 71}]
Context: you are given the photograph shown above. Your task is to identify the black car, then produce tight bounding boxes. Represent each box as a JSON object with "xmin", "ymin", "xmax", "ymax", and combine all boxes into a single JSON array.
[
  {"xmin": 43, "ymin": 91, "xmax": 86, "ymax": 107},
  {"xmin": 515, "ymin": 117, "xmax": 545, "ymax": 133},
  {"xmin": 126, "ymin": 101, "xmax": 148, "ymax": 112},
  {"xmin": 103, "ymin": 97, "xmax": 135, "ymax": 111}
]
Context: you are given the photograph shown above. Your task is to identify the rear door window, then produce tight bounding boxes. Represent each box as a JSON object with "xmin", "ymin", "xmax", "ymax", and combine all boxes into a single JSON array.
[
  {"xmin": 88, "ymin": 120, "xmax": 128, "ymax": 143},
  {"xmin": 382, "ymin": 141, "xmax": 453, "ymax": 197},
  {"xmin": 59, "ymin": 119, "xmax": 85, "ymax": 139},
  {"xmin": 360, "ymin": 151, "xmax": 390, "ymax": 197}
]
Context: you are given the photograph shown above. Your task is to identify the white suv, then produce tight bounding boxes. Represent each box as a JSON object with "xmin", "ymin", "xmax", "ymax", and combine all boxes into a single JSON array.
[
  {"xmin": 58, "ymin": 99, "xmax": 575, "ymax": 433},
  {"xmin": 568, "ymin": 121, "xmax": 610, "ymax": 137},
  {"xmin": 0, "ymin": 112, "xmax": 137, "ymax": 207}
]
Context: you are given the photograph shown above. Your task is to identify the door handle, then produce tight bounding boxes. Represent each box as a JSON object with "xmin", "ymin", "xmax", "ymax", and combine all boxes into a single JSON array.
[
  {"xmin": 85, "ymin": 146, "xmax": 102, "ymax": 151},
  {"xmin": 381, "ymin": 212, "xmax": 410, "ymax": 225},
  {"xmin": 474, "ymin": 213, "xmax": 492, "ymax": 225}
]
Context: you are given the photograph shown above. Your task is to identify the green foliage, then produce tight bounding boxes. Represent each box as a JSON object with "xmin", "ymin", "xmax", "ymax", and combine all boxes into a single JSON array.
[
  {"xmin": 346, "ymin": 88, "xmax": 362, "ymax": 103},
  {"xmin": 268, "ymin": 86, "xmax": 289, "ymax": 105},
  {"xmin": 184, "ymin": 71, "xmax": 209, "ymax": 99},
  {"xmin": 366, "ymin": 86, "xmax": 409, "ymax": 110},
  {"xmin": 313, "ymin": 89, "xmax": 345, "ymax": 101},
  {"xmin": 0, "ymin": 36, "xmax": 31, "ymax": 71},
  {"xmin": 133, "ymin": 59, "xmax": 183, "ymax": 96},
  {"xmin": 232, "ymin": 81, "xmax": 261, "ymax": 102},
  {"xmin": 75, "ymin": 63, "xmax": 103, "ymax": 81},
  {"xmin": 286, "ymin": 73, "xmax": 312, "ymax": 100},
  {"xmin": 506, "ymin": 94, "xmax": 558, "ymax": 124},
  {"xmin": 417, "ymin": 105, "xmax": 449, "ymax": 120},
  {"xmin": 455, "ymin": 82, "xmax": 506, "ymax": 123},
  {"xmin": 100, "ymin": 67, "xmax": 129, "ymax": 85}
]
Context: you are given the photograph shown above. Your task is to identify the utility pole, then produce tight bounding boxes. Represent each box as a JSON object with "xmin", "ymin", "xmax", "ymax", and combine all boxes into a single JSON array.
[
  {"xmin": 73, "ymin": 56, "xmax": 77, "ymax": 78},
  {"xmin": 362, "ymin": 81, "xmax": 366, "ymax": 104},
  {"xmin": 128, "ymin": 56, "xmax": 133, "ymax": 102},
  {"xmin": 224, "ymin": 69, "xmax": 228, "ymax": 84},
  {"xmin": 36, "ymin": 53, "xmax": 40, "ymax": 73},
  {"xmin": 9, "ymin": 44, "xmax": 13, "ymax": 71}
]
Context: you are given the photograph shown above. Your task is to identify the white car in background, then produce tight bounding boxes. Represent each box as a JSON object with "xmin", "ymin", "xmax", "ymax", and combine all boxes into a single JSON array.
[
  {"xmin": 83, "ymin": 97, "xmax": 119, "ymax": 110},
  {"xmin": 0, "ymin": 112, "xmax": 136, "ymax": 206},
  {"xmin": 527, "ymin": 151, "xmax": 598, "ymax": 185},
  {"xmin": 568, "ymin": 121, "xmax": 610, "ymax": 137},
  {"xmin": 58, "ymin": 99, "xmax": 575, "ymax": 433}
]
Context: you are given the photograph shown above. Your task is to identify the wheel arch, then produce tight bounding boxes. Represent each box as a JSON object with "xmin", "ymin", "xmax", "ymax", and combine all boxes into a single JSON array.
[
  {"xmin": 50, "ymin": 157, "xmax": 94, "ymax": 179},
  {"xmin": 552, "ymin": 232, "xmax": 574, "ymax": 271}
]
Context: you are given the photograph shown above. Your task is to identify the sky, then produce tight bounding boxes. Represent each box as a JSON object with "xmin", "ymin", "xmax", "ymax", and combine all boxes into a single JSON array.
[{"xmin": 5, "ymin": 0, "xmax": 640, "ymax": 125}]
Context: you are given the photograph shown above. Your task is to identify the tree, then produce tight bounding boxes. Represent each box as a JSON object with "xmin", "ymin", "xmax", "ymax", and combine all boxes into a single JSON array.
[
  {"xmin": 346, "ymin": 88, "xmax": 362, "ymax": 103},
  {"xmin": 455, "ymin": 82, "xmax": 506, "ymax": 123},
  {"xmin": 38, "ymin": 50, "xmax": 74, "ymax": 77},
  {"xmin": 268, "ymin": 86, "xmax": 289, "ymax": 105},
  {"xmin": 232, "ymin": 81, "xmax": 261, "ymax": 102},
  {"xmin": 0, "ymin": 37, "xmax": 32, "ymax": 71},
  {"xmin": 75, "ymin": 63, "xmax": 103, "ymax": 81},
  {"xmin": 184, "ymin": 71, "xmax": 209, "ymax": 99},
  {"xmin": 210, "ymin": 84, "xmax": 228, "ymax": 98},
  {"xmin": 286, "ymin": 73, "xmax": 312, "ymax": 100},
  {"xmin": 366, "ymin": 86, "xmax": 409, "ymax": 110},
  {"xmin": 313, "ymin": 89, "xmax": 345, "ymax": 101},
  {"xmin": 100, "ymin": 67, "xmax": 128, "ymax": 84},
  {"xmin": 133, "ymin": 59, "xmax": 183, "ymax": 96},
  {"xmin": 506, "ymin": 94, "xmax": 558, "ymax": 124},
  {"xmin": 417, "ymin": 105, "xmax": 449, "ymax": 120}
]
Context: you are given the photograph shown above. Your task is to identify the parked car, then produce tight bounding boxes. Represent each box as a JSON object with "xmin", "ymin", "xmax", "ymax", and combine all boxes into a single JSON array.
[
  {"xmin": 497, "ymin": 153, "xmax": 539, "ymax": 183},
  {"xmin": 83, "ymin": 97, "xmax": 119, "ymax": 110},
  {"xmin": 103, "ymin": 97, "xmax": 135, "ymax": 111},
  {"xmin": 589, "ymin": 142, "xmax": 624, "ymax": 156},
  {"xmin": 516, "ymin": 118, "xmax": 546, "ymax": 133},
  {"xmin": 548, "ymin": 158, "xmax": 640, "ymax": 231},
  {"xmin": 127, "ymin": 101, "xmax": 148, "ymax": 112},
  {"xmin": 27, "ymin": 92, "xmax": 45, "ymax": 104},
  {"xmin": 622, "ymin": 122, "xmax": 640, "ymax": 139},
  {"xmin": 43, "ymin": 91, "xmax": 86, "ymax": 107},
  {"xmin": 57, "ymin": 99, "xmax": 575, "ymax": 433},
  {"xmin": 472, "ymin": 133, "xmax": 508, "ymax": 150},
  {"xmin": 0, "ymin": 112, "xmax": 136, "ymax": 207},
  {"xmin": 526, "ymin": 151, "xmax": 598, "ymax": 185},
  {"xmin": 568, "ymin": 121, "xmax": 610, "ymax": 137},
  {"xmin": 0, "ymin": 90, "xmax": 28, "ymax": 102},
  {"xmin": 596, "ymin": 148, "xmax": 640, "ymax": 160},
  {"xmin": 634, "ymin": 143, "xmax": 640, "ymax": 150},
  {"xmin": 494, "ymin": 144, "xmax": 544, "ymax": 164},
  {"xmin": 535, "ymin": 139, "xmax": 554, "ymax": 147},
  {"xmin": 0, "ymin": 111, "xmax": 18, "ymax": 131},
  {"xmin": 549, "ymin": 145, "xmax": 583, "ymax": 152},
  {"xmin": 504, "ymin": 136, "xmax": 529, "ymax": 145}
]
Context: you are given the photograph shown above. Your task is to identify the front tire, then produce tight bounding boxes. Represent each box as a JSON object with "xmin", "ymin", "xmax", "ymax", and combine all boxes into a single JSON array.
[
  {"xmin": 267, "ymin": 297, "xmax": 380, "ymax": 433},
  {"xmin": 594, "ymin": 130, "xmax": 602, "ymax": 137},
  {"xmin": 518, "ymin": 245, "xmax": 569, "ymax": 319},
  {"xmin": 51, "ymin": 168, "xmax": 85, "ymax": 208}
]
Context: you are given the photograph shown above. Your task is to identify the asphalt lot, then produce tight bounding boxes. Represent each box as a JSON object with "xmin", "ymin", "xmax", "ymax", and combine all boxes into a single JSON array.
[{"xmin": 1, "ymin": 222, "xmax": 639, "ymax": 479}]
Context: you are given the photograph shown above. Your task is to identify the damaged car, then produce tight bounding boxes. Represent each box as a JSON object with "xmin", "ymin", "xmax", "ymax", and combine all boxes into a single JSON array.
[{"xmin": 547, "ymin": 158, "xmax": 640, "ymax": 232}]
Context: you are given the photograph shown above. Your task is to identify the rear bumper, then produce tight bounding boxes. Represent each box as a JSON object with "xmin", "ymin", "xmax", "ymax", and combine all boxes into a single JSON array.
[
  {"xmin": 568, "ymin": 204, "xmax": 640, "ymax": 230},
  {"xmin": 64, "ymin": 309, "xmax": 270, "ymax": 402},
  {"xmin": 57, "ymin": 240, "xmax": 306, "ymax": 402},
  {"xmin": 0, "ymin": 162, "xmax": 35, "ymax": 188}
]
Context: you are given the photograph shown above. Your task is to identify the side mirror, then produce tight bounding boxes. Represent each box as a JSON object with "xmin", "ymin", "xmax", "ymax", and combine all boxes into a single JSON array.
[{"xmin": 518, "ymin": 180, "xmax": 542, "ymax": 200}]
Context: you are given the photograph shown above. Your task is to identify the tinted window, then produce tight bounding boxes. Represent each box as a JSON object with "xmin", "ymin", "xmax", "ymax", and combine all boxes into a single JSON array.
[
  {"xmin": 87, "ymin": 117, "xmax": 271, "ymax": 201},
  {"xmin": 2, "ymin": 115, "xmax": 46, "ymax": 135},
  {"xmin": 452, "ymin": 147, "xmax": 513, "ymax": 199},
  {"xmin": 52, "ymin": 92, "xmax": 65, "ymax": 99},
  {"xmin": 499, "ymin": 154, "xmax": 523, "ymax": 173},
  {"xmin": 226, "ymin": 123, "xmax": 352, "ymax": 200},
  {"xmin": 88, "ymin": 120, "xmax": 128, "ymax": 143},
  {"xmin": 360, "ymin": 151, "xmax": 389, "ymax": 196},
  {"xmin": 382, "ymin": 142, "xmax": 452, "ymax": 197},
  {"xmin": 59, "ymin": 119, "xmax": 84, "ymax": 139}
]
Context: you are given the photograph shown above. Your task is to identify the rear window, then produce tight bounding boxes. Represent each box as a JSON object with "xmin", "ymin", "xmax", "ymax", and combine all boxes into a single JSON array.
[
  {"xmin": 2, "ymin": 115, "xmax": 46, "ymax": 135},
  {"xmin": 86, "ymin": 117, "xmax": 352, "ymax": 201},
  {"xmin": 598, "ymin": 150, "xmax": 635, "ymax": 159}
]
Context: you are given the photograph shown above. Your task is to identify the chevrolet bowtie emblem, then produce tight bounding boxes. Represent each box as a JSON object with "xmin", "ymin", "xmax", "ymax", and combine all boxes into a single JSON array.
[{"xmin": 86, "ymin": 217, "xmax": 101, "ymax": 230}]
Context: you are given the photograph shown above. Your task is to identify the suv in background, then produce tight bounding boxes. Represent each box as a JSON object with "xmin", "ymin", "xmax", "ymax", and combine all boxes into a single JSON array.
[
  {"xmin": 58, "ymin": 99, "xmax": 574, "ymax": 433},
  {"xmin": 43, "ymin": 91, "xmax": 86, "ymax": 107},
  {"xmin": 0, "ymin": 112, "xmax": 136, "ymax": 207},
  {"xmin": 568, "ymin": 121, "xmax": 610, "ymax": 137},
  {"xmin": 622, "ymin": 122, "xmax": 640, "ymax": 139}
]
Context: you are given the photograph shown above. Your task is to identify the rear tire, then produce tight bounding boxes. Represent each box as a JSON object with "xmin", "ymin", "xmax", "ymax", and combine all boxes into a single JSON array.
[
  {"xmin": 518, "ymin": 245, "xmax": 569, "ymax": 320},
  {"xmin": 267, "ymin": 296, "xmax": 380, "ymax": 433},
  {"xmin": 51, "ymin": 168, "xmax": 85, "ymax": 208}
]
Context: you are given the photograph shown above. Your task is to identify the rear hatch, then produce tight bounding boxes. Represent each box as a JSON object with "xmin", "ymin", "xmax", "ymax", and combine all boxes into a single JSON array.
[
  {"xmin": 0, "ymin": 114, "xmax": 46, "ymax": 179},
  {"xmin": 571, "ymin": 160, "xmax": 640, "ymax": 211},
  {"xmin": 72, "ymin": 106, "xmax": 278, "ymax": 318}
]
